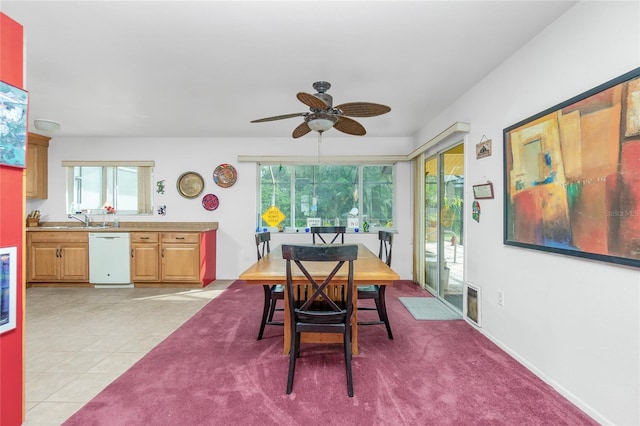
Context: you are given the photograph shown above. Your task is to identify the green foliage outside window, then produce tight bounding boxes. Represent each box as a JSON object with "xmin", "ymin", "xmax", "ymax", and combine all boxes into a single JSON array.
[{"xmin": 258, "ymin": 164, "xmax": 394, "ymax": 230}]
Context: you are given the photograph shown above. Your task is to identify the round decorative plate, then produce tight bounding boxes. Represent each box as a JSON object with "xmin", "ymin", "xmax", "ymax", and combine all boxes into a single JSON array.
[
  {"xmin": 213, "ymin": 163, "xmax": 237, "ymax": 188},
  {"xmin": 202, "ymin": 193, "xmax": 219, "ymax": 211},
  {"xmin": 177, "ymin": 171, "xmax": 205, "ymax": 199}
]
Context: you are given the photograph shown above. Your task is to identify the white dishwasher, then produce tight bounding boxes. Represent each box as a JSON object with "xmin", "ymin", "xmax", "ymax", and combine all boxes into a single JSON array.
[{"xmin": 89, "ymin": 233, "xmax": 132, "ymax": 286}]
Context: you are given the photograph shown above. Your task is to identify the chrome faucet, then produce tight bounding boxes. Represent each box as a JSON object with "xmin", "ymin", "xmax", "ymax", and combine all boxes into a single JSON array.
[{"xmin": 68, "ymin": 213, "xmax": 89, "ymax": 227}]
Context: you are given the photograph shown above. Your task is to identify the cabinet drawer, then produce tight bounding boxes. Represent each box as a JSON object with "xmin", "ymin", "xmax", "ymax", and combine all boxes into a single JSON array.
[
  {"xmin": 131, "ymin": 232, "xmax": 159, "ymax": 243},
  {"xmin": 161, "ymin": 233, "xmax": 199, "ymax": 244},
  {"xmin": 29, "ymin": 232, "xmax": 88, "ymax": 243}
]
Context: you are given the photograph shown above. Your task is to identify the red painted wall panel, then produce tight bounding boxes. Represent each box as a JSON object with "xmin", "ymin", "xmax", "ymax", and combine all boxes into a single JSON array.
[
  {"xmin": 0, "ymin": 12, "xmax": 25, "ymax": 426},
  {"xmin": 200, "ymin": 230, "xmax": 217, "ymax": 285}
]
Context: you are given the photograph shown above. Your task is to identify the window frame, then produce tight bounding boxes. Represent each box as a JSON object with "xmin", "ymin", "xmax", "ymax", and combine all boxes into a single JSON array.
[
  {"xmin": 257, "ymin": 162, "xmax": 396, "ymax": 232},
  {"xmin": 62, "ymin": 160, "xmax": 154, "ymax": 215}
]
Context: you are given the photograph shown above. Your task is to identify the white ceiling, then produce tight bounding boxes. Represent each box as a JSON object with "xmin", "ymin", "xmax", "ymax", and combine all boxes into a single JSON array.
[{"xmin": 3, "ymin": 1, "xmax": 577, "ymax": 139}]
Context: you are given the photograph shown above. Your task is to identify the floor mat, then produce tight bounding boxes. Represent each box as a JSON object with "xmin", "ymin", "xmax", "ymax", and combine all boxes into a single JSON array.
[{"xmin": 398, "ymin": 297, "xmax": 462, "ymax": 320}]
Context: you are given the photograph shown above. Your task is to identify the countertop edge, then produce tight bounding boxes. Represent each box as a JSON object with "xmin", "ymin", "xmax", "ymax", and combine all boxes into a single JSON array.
[{"xmin": 26, "ymin": 221, "xmax": 218, "ymax": 232}]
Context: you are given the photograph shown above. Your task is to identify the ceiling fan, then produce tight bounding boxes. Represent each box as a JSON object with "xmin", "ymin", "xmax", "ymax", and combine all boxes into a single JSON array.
[{"xmin": 250, "ymin": 81, "xmax": 391, "ymax": 138}]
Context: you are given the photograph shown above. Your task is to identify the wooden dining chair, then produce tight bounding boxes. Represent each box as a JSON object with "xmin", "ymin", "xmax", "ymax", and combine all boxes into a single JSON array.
[
  {"xmin": 357, "ymin": 230, "xmax": 394, "ymax": 339},
  {"xmin": 282, "ymin": 243, "xmax": 359, "ymax": 397},
  {"xmin": 255, "ymin": 232, "xmax": 284, "ymax": 340},
  {"xmin": 310, "ymin": 226, "xmax": 346, "ymax": 244}
]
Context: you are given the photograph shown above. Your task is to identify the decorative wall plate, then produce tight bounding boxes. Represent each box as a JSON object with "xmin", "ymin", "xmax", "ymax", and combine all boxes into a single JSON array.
[
  {"xmin": 202, "ymin": 193, "xmax": 219, "ymax": 211},
  {"xmin": 177, "ymin": 171, "xmax": 205, "ymax": 199},
  {"xmin": 213, "ymin": 163, "xmax": 237, "ymax": 188}
]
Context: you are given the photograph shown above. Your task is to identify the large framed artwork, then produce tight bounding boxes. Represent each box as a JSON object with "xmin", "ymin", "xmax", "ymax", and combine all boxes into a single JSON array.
[
  {"xmin": 503, "ymin": 67, "xmax": 640, "ymax": 268},
  {"xmin": 0, "ymin": 247, "xmax": 17, "ymax": 334},
  {"xmin": 0, "ymin": 80, "xmax": 29, "ymax": 168}
]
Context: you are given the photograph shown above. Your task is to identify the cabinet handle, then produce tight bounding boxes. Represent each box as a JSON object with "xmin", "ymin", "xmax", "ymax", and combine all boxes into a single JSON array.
[
  {"xmin": 56, "ymin": 248, "xmax": 61, "ymax": 257},
  {"xmin": 161, "ymin": 248, "xmax": 165, "ymax": 258},
  {"xmin": 131, "ymin": 249, "xmax": 134, "ymax": 258},
  {"xmin": 140, "ymin": 237, "xmax": 150, "ymax": 240},
  {"xmin": 176, "ymin": 237, "xmax": 185, "ymax": 240}
]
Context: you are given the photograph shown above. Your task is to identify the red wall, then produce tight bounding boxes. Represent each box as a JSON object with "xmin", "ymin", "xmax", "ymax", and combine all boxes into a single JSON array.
[{"xmin": 0, "ymin": 12, "xmax": 25, "ymax": 426}]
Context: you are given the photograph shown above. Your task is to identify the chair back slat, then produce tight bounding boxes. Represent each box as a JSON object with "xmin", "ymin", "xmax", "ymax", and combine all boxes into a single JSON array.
[
  {"xmin": 295, "ymin": 259, "xmax": 346, "ymax": 312},
  {"xmin": 378, "ymin": 230, "xmax": 393, "ymax": 267},
  {"xmin": 282, "ymin": 244, "xmax": 358, "ymax": 319},
  {"xmin": 255, "ymin": 231, "xmax": 271, "ymax": 261},
  {"xmin": 310, "ymin": 226, "xmax": 346, "ymax": 244}
]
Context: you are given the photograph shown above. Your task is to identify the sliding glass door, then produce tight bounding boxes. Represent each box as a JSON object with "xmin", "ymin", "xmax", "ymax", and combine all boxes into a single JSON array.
[{"xmin": 422, "ymin": 144, "xmax": 464, "ymax": 311}]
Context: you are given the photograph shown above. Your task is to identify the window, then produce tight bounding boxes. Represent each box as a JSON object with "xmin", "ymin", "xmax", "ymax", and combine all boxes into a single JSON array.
[
  {"xmin": 63, "ymin": 161, "xmax": 154, "ymax": 215},
  {"xmin": 258, "ymin": 163, "xmax": 394, "ymax": 230}
]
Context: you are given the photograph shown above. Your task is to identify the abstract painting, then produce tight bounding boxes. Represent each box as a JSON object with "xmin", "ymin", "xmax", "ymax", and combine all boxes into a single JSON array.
[
  {"xmin": 0, "ymin": 80, "xmax": 28, "ymax": 168},
  {"xmin": 504, "ymin": 67, "xmax": 640, "ymax": 267}
]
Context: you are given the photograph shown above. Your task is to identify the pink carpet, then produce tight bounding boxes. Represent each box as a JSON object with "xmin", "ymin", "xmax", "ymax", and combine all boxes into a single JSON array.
[{"xmin": 64, "ymin": 280, "xmax": 596, "ymax": 425}]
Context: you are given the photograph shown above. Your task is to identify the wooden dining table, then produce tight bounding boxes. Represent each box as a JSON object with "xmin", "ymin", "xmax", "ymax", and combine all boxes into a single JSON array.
[{"xmin": 239, "ymin": 243, "xmax": 399, "ymax": 355}]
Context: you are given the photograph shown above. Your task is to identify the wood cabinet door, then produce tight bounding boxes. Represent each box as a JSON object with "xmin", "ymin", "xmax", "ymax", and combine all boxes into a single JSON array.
[
  {"xmin": 131, "ymin": 243, "xmax": 160, "ymax": 281},
  {"xmin": 25, "ymin": 133, "xmax": 49, "ymax": 199},
  {"xmin": 161, "ymin": 243, "xmax": 200, "ymax": 281},
  {"xmin": 29, "ymin": 243, "xmax": 60, "ymax": 281},
  {"xmin": 59, "ymin": 243, "xmax": 89, "ymax": 280}
]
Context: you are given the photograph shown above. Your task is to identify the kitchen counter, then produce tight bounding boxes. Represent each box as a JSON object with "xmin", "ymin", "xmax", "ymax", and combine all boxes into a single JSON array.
[
  {"xmin": 26, "ymin": 222, "xmax": 218, "ymax": 287},
  {"xmin": 27, "ymin": 221, "xmax": 218, "ymax": 232}
]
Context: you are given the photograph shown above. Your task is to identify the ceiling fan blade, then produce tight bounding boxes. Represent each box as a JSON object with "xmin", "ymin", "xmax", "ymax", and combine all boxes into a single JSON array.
[
  {"xmin": 335, "ymin": 102, "xmax": 391, "ymax": 117},
  {"xmin": 296, "ymin": 92, "xmax": 328, "ymax": 110},
  {"xmin": 251, "ymin": 112, "xmax": 306, "ymax": 123},
  {"xmin": 292, "ymin": 122, "xmax": 312, "ymax": 138},
  {"xmin": 334, "ymin": 116, "xmax": 366, "ymax": 136}
]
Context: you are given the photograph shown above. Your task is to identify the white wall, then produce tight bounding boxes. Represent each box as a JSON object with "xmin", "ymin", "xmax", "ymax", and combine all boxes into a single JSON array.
[
  {"xmin": 415, "ymin": 2, "xmax": 639, "ymax": 425},
  {"xmin": 26, "ymin": 136, "xmax": 415, "ymax": 281}
]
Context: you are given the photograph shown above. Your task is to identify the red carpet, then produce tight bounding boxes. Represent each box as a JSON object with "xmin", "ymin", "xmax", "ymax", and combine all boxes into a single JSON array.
[{"xmin": 64, "ymin": 280, "xmax": 596, "ymax": 426}]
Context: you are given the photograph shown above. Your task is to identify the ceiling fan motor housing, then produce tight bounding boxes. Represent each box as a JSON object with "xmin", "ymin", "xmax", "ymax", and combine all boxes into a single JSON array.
[{"xmin": 312, "ymin": 81, "xmax": 333, "ymax": 108}]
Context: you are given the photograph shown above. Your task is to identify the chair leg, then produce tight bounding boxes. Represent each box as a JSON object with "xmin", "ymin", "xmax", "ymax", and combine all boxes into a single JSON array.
[
  {"xmin": 267, "ymin": 297, "xmax": 277, "ymax": 322},
  {"xmin": 345, "ymin": 327, "xmax": 353, "ymax": 397},
  {"xmin": 257, "ymin": 285, "xmax": 271, "ymax": 340},
  {"xmin": 377, "ymin": 286, "xmax": 394, "ymax": 340},
  {"xmin": 286, "ymin": 331, "xmax": 298, "ymax": 394}
]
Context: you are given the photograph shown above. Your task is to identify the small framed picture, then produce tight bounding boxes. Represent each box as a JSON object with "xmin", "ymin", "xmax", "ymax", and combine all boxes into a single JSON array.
[
  {"xmin": 465, "ymin": 282, "xmax": 481, "ymax": 327},
  {"xmin": 1, "ymin": 246, "xmax": 17, "ymax": 334},
  {"xmin": 473, "ymin": 182, "xmax": 494, "ymax": 199},
  {"xmin": 476, "ymin": 139, "xmax": 492, "ymax": 159}
]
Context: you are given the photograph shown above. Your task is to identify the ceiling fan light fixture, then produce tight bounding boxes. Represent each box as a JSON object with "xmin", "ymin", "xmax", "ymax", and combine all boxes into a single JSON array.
[
  {"xmin": 33, "ymin": 119, "xmax": 61, "ymax": 133},
  {"xmin": 306, "ymin": 113, "xmax": 337, "ymax": 133}
]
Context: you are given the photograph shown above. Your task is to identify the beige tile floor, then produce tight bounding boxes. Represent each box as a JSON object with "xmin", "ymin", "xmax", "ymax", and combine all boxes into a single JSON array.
[{"xmin": 23, "ymin": 280, "xmax": 235, "ymax": 426}]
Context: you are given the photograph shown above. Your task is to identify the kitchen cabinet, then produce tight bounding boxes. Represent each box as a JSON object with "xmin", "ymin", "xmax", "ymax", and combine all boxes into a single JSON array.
[
  {"xmin": 27, "ymin": 232, "xmax": 89, "ymax": 282},
  {"xmin": 131, "ymin": 231, "xmax": 212, "ymax": 285},
  {"xmin": 130, "ymin": 232, "xmax": 160, "ymax": 282},
  {"xmin": 25, "ymin": 132, "xmax": 50, "ymax": 199},
  {"xmin": 160, "ymin": 233, "xmax": 200, "ymax": 282}
]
